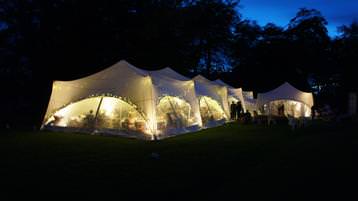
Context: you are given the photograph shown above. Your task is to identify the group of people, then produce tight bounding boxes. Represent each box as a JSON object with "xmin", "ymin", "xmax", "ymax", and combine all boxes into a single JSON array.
[{"xmin": 230, "ymin": 101, "xmax": 243, "ymax": 120}]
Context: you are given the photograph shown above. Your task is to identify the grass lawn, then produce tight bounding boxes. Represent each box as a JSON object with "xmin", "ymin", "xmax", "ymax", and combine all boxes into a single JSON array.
[{"xmin": 0, "ymin": 122, "xmax": 357, "ymax": 199}]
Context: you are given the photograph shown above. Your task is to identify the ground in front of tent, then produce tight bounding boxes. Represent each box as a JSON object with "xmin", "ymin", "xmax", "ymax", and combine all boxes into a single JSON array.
[{"xmin": 0, "ymin": 121, "xmax": 356, "ymax": 199}]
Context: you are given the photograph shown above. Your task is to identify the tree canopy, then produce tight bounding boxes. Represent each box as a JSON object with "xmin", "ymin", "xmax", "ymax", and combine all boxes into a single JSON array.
[{"xmin": 0, "ymin": 1, "xmax": 356, "ymax": 127}]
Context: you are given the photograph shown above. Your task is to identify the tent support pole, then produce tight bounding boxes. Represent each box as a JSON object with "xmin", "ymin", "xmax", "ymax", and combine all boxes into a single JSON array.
[{"xmin": 94, "ymin": 96, "xmax": 104, "ymax": 130}]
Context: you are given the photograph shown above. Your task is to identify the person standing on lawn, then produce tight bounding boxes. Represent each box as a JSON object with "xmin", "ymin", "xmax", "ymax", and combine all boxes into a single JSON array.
[
  {"xmin": 236, "ymin": 101, "xmax": 243, "ymax": 120},
  {"xmin": 230, "ymin": 101, "xmax": 237, "ymax": 120}
]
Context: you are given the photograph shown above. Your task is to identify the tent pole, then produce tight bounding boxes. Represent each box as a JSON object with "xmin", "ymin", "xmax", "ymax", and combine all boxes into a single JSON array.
[{"xmin": 94, "ymin": 96, "xmax": 104, "ymax": 130}]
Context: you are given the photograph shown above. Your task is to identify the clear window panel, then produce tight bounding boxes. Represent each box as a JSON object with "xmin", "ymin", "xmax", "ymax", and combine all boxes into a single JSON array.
[
  {"xmin": 156, "ymin": 96, "xmax": 196, "ymax": 133},
  {"xmin": 45, "ymin": 96, "xmax": 148, "ymax": 133},
  {"xmin": 199, "ymin": 96, "xmax": 227, "ymax": 125}
]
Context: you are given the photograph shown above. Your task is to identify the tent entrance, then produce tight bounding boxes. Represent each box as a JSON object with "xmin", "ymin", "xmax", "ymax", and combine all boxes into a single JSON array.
[
  {"xmin": 199, "ymin": 96, "xmax": 226, "ymax": 125},
  {"xmin": 156, "ymin": 96, "xmax": 195, "ymax": 133},
  {"xmin": 44, "ymin": 96, "xmax": 149, "ymax": 134}
]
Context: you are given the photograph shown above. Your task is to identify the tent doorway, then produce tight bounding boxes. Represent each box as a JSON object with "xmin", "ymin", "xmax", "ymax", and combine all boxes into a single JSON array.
[
  {"xmin": 44, "ymin": 96, "xmax": 149, "ymax": 133},
  {"xmin": 156, "ymin": 96, "xmax": 196, "ymax": 133},
  {"xmin": 199, "ymin": 96, "xmax": 227, "ymax": 126}
]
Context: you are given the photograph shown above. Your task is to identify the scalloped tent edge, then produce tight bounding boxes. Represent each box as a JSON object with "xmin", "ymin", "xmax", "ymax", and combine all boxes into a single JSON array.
[{"xmin": 42, "ymin": 60, "xmax": 204, "ymax": 139}]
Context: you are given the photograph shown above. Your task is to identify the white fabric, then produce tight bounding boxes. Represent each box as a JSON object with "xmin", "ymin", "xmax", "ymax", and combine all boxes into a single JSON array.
[
  {"xmin": 244, "ymin": 98, "xmax": 258, "ymax": 115},
  {"xmin": 151, "ymin": 67, "xmax": 190, "ymax": 81},
  {"xmin": 214, "ymin": 79, "xmax": 246, "ymax": 112},
  {"xmin": 42, "ymin": 61, "xmax": 205, "ymax": 139},
  {"xmin": 241, "ymin": 91, "xmax": 257, "ymax": 114},
  {"xmin": 42, "ymin": 61, "xmax": 239, "ymax": 138},
  {"xmin": 149, "ymin": 68, "xmax": 202, "ymax": 129},
  {"xmin": 263, "ymin": 100, "xmax": 311, "ymax": 118},
  {"xmin": 257, "ymin": 82, "xmax": 314, "ymax": 107},
  {"xmin": 150, "ymin": 70, "xmax": 231, "ymax": 121},
  {"xmin": 193, "ymin": 75, "xmax": 230, "ymax": 120}
]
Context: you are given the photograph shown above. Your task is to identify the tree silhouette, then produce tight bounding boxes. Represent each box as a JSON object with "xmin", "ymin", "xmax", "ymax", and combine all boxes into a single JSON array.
[{"xmin": 0, "ymin": 2, "xmax": 357, "ymax": 127}]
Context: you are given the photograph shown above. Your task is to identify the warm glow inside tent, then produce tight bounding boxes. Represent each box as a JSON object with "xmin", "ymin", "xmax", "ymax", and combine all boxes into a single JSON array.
[
  {"xmin": 42, "ymin": 61, "xmax": 205, "ymax": 139},
  {"xmin": 193, "ymin": 75, "xmax": 229, "ymax": 126},
  {"xmin": 42, "ymin": 60, "xmax": 245, "ymax": 139},
  {"xmin": 257, "ymin": 82, "xmax": 314, "ymax": 118},
  {"xmin": 45, "ymin": 96, "xmax": 148, "ymax": 132},
  {"xmin": 214, "ymin": 79, "xmax": 246, "ymax": 113},
  {"xmin": 150, "ymin": 69, "xmax": 230, "ymax": 127}
]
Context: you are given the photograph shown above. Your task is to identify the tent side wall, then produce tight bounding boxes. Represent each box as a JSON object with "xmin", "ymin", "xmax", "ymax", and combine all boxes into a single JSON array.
[
  {"xmin": 193, "ymin": 76, "xmax": 230, "ymax": 120},
  {"xmin": 228, "ymin": 88, "xmax": 246, "ymax": 112},
  {"xmin": 150, "ymin": 75, "xmax": 203, "ymax": 132},
  {"xmin": 180, "ymin": 81, "xmax": 202, "ymax": 127},
  {"xmin": 214, "ymin": 79, "xmax": 246, "ymax": 113},
  {"xmin": 217, "ymin": 86, "xmax": 230, "ymax": 118}
]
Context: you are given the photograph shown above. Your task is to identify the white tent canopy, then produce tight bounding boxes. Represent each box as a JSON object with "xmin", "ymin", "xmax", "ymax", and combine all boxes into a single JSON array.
[
  {"xmin": 214, "ymin": 79, "xmax": 246, "ymax": 112},
  {"xmin": 42, "ymin": 60, "xmax": 204, "ymax": 139},
  {"xmin": 257, "ymin": 82, "xmax": 314, "ymax": 118},
  {"xmin": 151, "ymin": 67, "xmax": 190, "ymax": 81}
]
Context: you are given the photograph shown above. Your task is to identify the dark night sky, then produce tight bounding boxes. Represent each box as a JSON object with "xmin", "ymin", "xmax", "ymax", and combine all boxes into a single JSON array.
[{"xmin": 239, "ymin": 0, "xmax": 358, "ymax": 36}]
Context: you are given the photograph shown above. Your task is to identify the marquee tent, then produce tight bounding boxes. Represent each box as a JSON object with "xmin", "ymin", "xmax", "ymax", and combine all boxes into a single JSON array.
[
  {"xmin": 214, "ymin": 79, "xmax": 246, "ymax": 113},
  {"xmin": 42, "ymin": 60, "xmax": 203, "ymax": 139},
  {"xmin": 257, "ymin": 82, "xmax": 314, "ymax": 118},
  {"xmin": 193, "ymin": 75, "xmax": 230, "ymax": 126}
]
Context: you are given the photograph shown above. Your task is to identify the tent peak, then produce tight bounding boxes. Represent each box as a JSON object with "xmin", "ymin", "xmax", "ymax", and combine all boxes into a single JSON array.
[
  {"xmin": 112, "ymin": 60, "xmax": 148, "ymax": 76},
  {"xmin": 193, "ymin": 75, "xmax": 211, "ymax": 82},
  {"xmin": 281, "ymin": 82, "xmax": 312, "ymax": 94},
  {"xmin": 214, "ymin": 79, "xmax": 232, "ymax": 88},
  {"xmin": 151, "ymin": 67, "xmax": 190, "ymax": 81}
]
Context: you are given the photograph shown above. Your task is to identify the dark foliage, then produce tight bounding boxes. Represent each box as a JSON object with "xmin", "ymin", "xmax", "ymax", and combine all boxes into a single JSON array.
[{"xmin": 0, "ymin": 1, "xmax": 356, "ymax": 128}]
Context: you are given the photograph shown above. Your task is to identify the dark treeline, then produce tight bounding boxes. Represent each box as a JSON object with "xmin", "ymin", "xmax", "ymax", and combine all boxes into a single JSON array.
[{"xmin": 0, "ymin": 0, "xmax": 357, "ymax": 128}]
